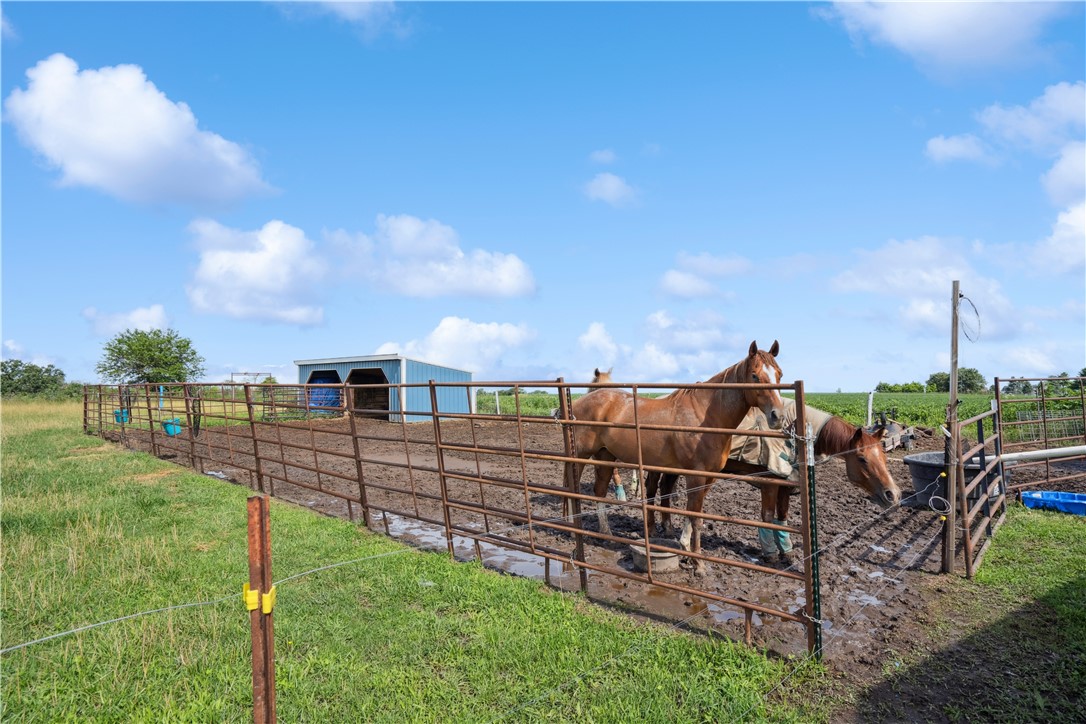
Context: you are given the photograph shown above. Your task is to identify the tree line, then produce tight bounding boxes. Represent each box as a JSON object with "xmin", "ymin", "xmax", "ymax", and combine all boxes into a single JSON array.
[{"xmin": 875, "ymin": 368, "xmax": 1086, "ymax": 395}]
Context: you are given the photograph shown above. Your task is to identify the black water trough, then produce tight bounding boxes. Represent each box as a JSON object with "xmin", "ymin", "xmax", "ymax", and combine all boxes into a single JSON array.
[{"xmin": 902, "ymin": 451, "xmax": 1003, "ymax": 509}]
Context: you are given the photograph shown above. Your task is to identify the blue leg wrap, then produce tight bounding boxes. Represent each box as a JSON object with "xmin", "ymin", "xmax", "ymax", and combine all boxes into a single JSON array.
[
  {"xmin": 773, "ymin": 519, "xmax": 793, "ymax": 553},
  {"xmin": 758, "ymin": 527, "xmax": 777, "ymax": 556}
]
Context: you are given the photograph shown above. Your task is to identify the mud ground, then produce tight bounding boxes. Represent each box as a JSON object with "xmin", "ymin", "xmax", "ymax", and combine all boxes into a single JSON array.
[{"xmin": 115, "ymin": 412, "xmax": 1082, "ymax": 690}]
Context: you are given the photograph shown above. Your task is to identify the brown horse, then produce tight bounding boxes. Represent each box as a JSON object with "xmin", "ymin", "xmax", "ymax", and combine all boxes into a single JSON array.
[
  {"xmin": 589, "ymin": 367, "xmax": 637, "ymax": 501},
  {"xmin": 645, "ymin": 401, "xmax": 901, "ymax": 560},
  {"xmin": 568, "ymin": 340, "xmax": 784, "ymax": 571}
]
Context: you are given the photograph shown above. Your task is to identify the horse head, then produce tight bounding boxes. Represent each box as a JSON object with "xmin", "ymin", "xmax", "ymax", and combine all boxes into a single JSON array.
[
  {"xmin": 741, "ymin": 340, "xmax": 785, "ymax": 429},
  {"xmin": 592, "ymin": 367, "xmax": 613, "ymax": 384},
  {"xmin": 843, "ymin": 425, "xmax": 901, "ymax": 508}
]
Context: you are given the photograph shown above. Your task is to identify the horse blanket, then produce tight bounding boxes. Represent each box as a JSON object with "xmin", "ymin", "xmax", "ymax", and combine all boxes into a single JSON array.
[{"xmin": 729, "ymin": 399, "xmax": 833, "ymax": 481}]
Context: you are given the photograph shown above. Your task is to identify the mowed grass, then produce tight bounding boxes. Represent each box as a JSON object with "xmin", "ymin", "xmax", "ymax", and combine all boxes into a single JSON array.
[{"xmin": 1, "ymin": 400, "xmax": 825, "ymax": 722}]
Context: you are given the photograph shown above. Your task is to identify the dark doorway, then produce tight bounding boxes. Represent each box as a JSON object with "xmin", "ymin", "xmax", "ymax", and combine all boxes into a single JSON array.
[{"xmin": 346, "ymin": 368, "xmax": 391, "ymax": 419}]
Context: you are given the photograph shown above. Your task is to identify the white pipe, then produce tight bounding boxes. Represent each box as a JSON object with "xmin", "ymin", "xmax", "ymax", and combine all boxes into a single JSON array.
[{"xmin": 999, "ymin": 445, "xmax": 1086, "ymax": 465}]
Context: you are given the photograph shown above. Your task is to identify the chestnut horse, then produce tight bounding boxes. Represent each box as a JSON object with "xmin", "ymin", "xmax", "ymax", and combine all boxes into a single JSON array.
[
  {"xmin": 589, "ymin": 367, "xmax": 637, "ymax": 501},
  {"xmin": 567, "ymin": 341, "xmax": 784, "ymax": 571},
  {"xmin": 645, "ymin": 400, "xmax": 901, "ymax": 560}
]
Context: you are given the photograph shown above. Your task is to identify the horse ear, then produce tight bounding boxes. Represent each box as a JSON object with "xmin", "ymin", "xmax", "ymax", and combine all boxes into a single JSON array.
[
  {"xmin": 873, "ymin": 425, "xmax": 888, "ymax": 439},
  {"xmin": 606, "ymin": 367, "xmax": 613, "ymax": 376},
  {"xmin": 748, "ymin": 340, "xmax": 758, "ymax": 357},
  {"xmin": 769, "ymin": 340, "xmax": 780, "ymax": 357},
  {"xmin": 594, "ymin": 368, "xmax": 601, "ymax": 378}
]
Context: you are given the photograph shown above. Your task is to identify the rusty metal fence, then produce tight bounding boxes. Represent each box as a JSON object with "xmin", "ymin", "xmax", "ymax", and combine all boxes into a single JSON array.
[
  {"xmin": 995, "ymin": 376, "xmax": 1086, "ymax": 494},
  {"xmin": 949, "ymin": 407, "xmax": 1007, "ymax": 578},
  {"xmin": 84, "ymin": 379, "xmax": 824, "ymax": 654}
]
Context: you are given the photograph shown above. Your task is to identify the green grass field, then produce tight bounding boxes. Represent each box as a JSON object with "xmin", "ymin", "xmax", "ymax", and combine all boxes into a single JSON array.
[
  {"xmin": 1, "ymin": 400, "xmax": 824, "ymax": 722},
  {"xmin": 6, "ymin": 399, "xmax": 1082, "ymax": 722},
  {"xmin": 474, "ymin": 389, "xmax": 996, "ymax": 428}
]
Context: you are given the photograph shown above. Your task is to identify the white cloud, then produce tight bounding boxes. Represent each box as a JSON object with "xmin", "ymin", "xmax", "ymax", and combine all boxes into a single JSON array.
[
  {"xmin": 1042, "ymin": 142, "xmax": 1086, "ymax": 207},
  {"xmin": 584, "ymin": 172, "xmax": 636, "ymax": 207},
  {"xmin": 589, "ymin": 149, "xmax": 617, "ymax": 164},
  {"xmin": 299, "ymin": 1, "xmax": 408, "ymax": 39},
  {"xmin": 375, "ymin": 317, "xmax": 535, "ymax": 375},
  {"xmin": 4, "ymin": 53, "xmax": 269, "ymax": 206},
  {"xmin": 629, "ymin": 342, "xmax": 681, "ymax": 380},
  {"xmin": 1003, "ymin": 347, "xmax": 1057, "ymax": 377},
  {"xmin": 977, "ymin": 81, "xmax": 1086, "ymax": 152},
  {"xmin": 676, "ymin": 251, "xmax": 752, "ymax": 277},
  {"xmin": 330, "ymin": 213, "xmax": 536, "ymax": 298},
  {"xmin": 659, "ymin": 269, "xmax": 719, "ymax": 298},
  {"xmin": 2, "ymin": 12, "xmax": 17, "ymax": 39},
  {"xmin": 832, "ymin": 236, "xmax": 1024, "ymax": 339},
  {"xmin": 82, "ymin": 304, "xmax": 169, "ymax": 337},
  {"xmin": 659, "ymin": 251, "xmax": 751, "ymax": 299},
  {"xmin": 925, "ymin": 133, "xmax": 991, "ymax": 164},
  {"xmin": 1032, "ymin": 201, "xmax": 1085, "ymax": 274},
  {"xmin": 645, "ymin": 310, "xmax": 730, "ymax": 354},
  {"xmin": 824, "ymin": 1, "xmax": 1068, "ymax": 73},
  {"xmin": 3, "ymin": 340, "xmax": 25, "ymax": 358},
  {"xmin": 186, "ymin": 219, "xmax": 327, "ymax": 325},
  {"xmin": 578, "ymin": 322, "xmax": 620, "ymax": 365}
]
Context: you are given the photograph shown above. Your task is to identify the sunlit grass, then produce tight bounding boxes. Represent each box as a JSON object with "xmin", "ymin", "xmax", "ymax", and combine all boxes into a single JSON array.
[{"xmin": 2, "ymin": 401, "xmax": 826, "ymax": 722}]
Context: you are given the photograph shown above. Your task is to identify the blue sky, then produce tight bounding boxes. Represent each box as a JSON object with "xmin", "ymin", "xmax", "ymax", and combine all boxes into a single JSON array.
[{"xmin": 2, "ymin": 1, "xmax": 1083, "ymax": 391}]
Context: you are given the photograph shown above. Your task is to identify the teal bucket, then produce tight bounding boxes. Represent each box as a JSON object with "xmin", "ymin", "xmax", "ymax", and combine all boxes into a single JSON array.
[
  {"xmin": 114, "ymin": 409, "xmax": 129, "ymax": 424},
  {"xmin": 162, "ymin": 418, "xmax": 182, "ymax": 437}
]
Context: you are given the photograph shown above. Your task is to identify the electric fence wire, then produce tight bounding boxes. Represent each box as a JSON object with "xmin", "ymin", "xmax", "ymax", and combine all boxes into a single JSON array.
[{"xmin": 1, "ymin": 428, "xmax": 951, "ymax": 723}]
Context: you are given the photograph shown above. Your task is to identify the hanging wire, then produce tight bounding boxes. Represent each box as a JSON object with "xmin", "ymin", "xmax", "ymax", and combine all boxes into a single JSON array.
[{"xmin": 959, "ymin": 292, "xmax": 981, "ymax": 343}]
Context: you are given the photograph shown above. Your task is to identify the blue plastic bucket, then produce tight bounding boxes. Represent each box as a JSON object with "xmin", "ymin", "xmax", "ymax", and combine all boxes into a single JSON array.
[
  {"xmin": 162, "ymin": 418, "xmax": 182, "ymax": 437},
  {"xmin": 114, "ymin": 409, "xmax": 130, "ymax": 424}
]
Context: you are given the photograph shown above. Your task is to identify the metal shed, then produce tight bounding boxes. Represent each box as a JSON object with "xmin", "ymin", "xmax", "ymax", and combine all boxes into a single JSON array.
[{"xmin": 294, "ymin": 355, "xmax": 473, "ymax": 422}]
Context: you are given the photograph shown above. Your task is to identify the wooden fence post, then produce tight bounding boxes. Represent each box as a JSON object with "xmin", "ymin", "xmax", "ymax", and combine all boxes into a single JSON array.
[{"xmin": 246, "ymin": 495, "xmax": 277, "ymax": 724}]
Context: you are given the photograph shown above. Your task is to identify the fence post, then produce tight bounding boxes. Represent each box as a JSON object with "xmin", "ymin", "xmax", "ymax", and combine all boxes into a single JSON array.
[
  {"xmin": 942, "ymin": 280, "xmax": 960, "ymax": 574},
  {"xmin": 557, "ymin": 378, "xmax": 588, "ymax": 593},
  {"xmin": 429, "ymin": 381, "xmax": 456, "ymax": 558},
  {"xmin": 144, "ymin": 384, "xmax": 159, "ymax": 458},
  {"xmin": 244, "ymin": 385, "xmax": 266, "ymax": 494},
  {"xmin": 246, "ymin": 495, "xmax": 277, "ymax": 724},
  {"xmin": 344, "ymin": 383, "xmax": 370, "ymax": 526}
]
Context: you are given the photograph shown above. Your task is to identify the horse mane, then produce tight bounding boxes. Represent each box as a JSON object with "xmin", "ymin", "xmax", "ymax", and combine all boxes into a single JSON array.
[{"xmin": 814, "ymin": 415, "xmax": 860, "ymax": 457}]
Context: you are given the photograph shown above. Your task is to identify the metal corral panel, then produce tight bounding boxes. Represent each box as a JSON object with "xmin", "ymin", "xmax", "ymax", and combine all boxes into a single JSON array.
[{"xmin": 295, "ymin": 355, "xmax": 471, "ymax": 423}]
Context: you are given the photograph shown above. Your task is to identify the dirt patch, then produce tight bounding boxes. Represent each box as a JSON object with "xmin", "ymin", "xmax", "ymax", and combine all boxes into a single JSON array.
[{"xmin": 110, "ymin": 414, "xmax": 1079, "ymax": 687}]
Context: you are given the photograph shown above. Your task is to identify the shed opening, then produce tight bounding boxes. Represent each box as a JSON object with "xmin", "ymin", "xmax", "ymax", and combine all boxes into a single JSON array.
[
  {"xmin": 305, "ymin": 370, "xmax": 343, "ymax": 411},
  {"xmin": 347, "ymin": 368, "xmax": 391, "ymax": 418}
]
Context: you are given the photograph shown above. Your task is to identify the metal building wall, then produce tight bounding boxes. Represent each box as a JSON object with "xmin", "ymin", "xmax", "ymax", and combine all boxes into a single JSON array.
[
  {"xmin": 296, "ymin": 357, "xmax": 471, "ymax": 422},
  {"xmin": 405, "ymin": 359, "xmax": 472, "ymax": 420}
]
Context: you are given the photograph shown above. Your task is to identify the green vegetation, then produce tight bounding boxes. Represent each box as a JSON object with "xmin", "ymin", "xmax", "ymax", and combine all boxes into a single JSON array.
[
  {"xmin": 0, "ymin": 359, "xmax": 82, "ymax": 399},
  {"xmin": 846, "ymin": 504, "xmax": 1086, "ymax": 722},
  {"xmin": 96, "ymin": 328, "xmax": 206, "ymax": 384},
  {"xmin": 2, "ymin": 400, "xmax": 824, "ymax": 722}
]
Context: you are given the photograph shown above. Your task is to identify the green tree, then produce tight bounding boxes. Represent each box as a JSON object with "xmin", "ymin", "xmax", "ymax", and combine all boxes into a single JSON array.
[
  {"xmin": 96, "ymin": 329, "xmax": 205, "ymax": 384},
  {"xmin": 1, "ymin": 360, "xmax": 67, "ymax": 396},
  {"xmin": 926, "ymin": 369, "xmax": 986, "ymax": 394},
  {"xmin": 1001, "ymin": 379, "xmax": 1034, "ymax": 395},
  {"xmin": 926, "ymin": 372, "xmax": 950, "ymax": 392},
  {"xmin": 958, "ymin": 367, "xmax": 987, "ymax": 394}
]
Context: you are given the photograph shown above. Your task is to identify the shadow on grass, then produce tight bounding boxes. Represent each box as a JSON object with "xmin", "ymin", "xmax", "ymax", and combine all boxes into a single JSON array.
[{"xmin": 853, "ymin": 573, "xmax": 1086, "ymax": 722}]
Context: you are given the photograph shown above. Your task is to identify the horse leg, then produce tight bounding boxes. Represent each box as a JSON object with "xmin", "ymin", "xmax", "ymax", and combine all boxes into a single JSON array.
[
  {"xmin": 679, "ymin": 476, "xmax": 710, "ymax": 574},
  {"xmin": 758, "ymin": 485, "xmax": 778, "ymax": 558},
  {"xmin": 612, "ymin": 468, "xmax": 627, "ymax": 501},
  {"xmin": 592, "ymin": 452, "xmax": 618, "ymax": 536},
  {"xmin": 774, "ymin": 485, "xmax": 793, "ymax": 558},
  {"xmin": 659, "ymin": 474, "xmax": 677, "ymax": 532},
  {"xmin": 564, "ymin": 459, "xmax": 587, "ymax": 525},
  {"xmin": 643, "ymin": 471, "xmax": 660, "ymax": 532}
]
